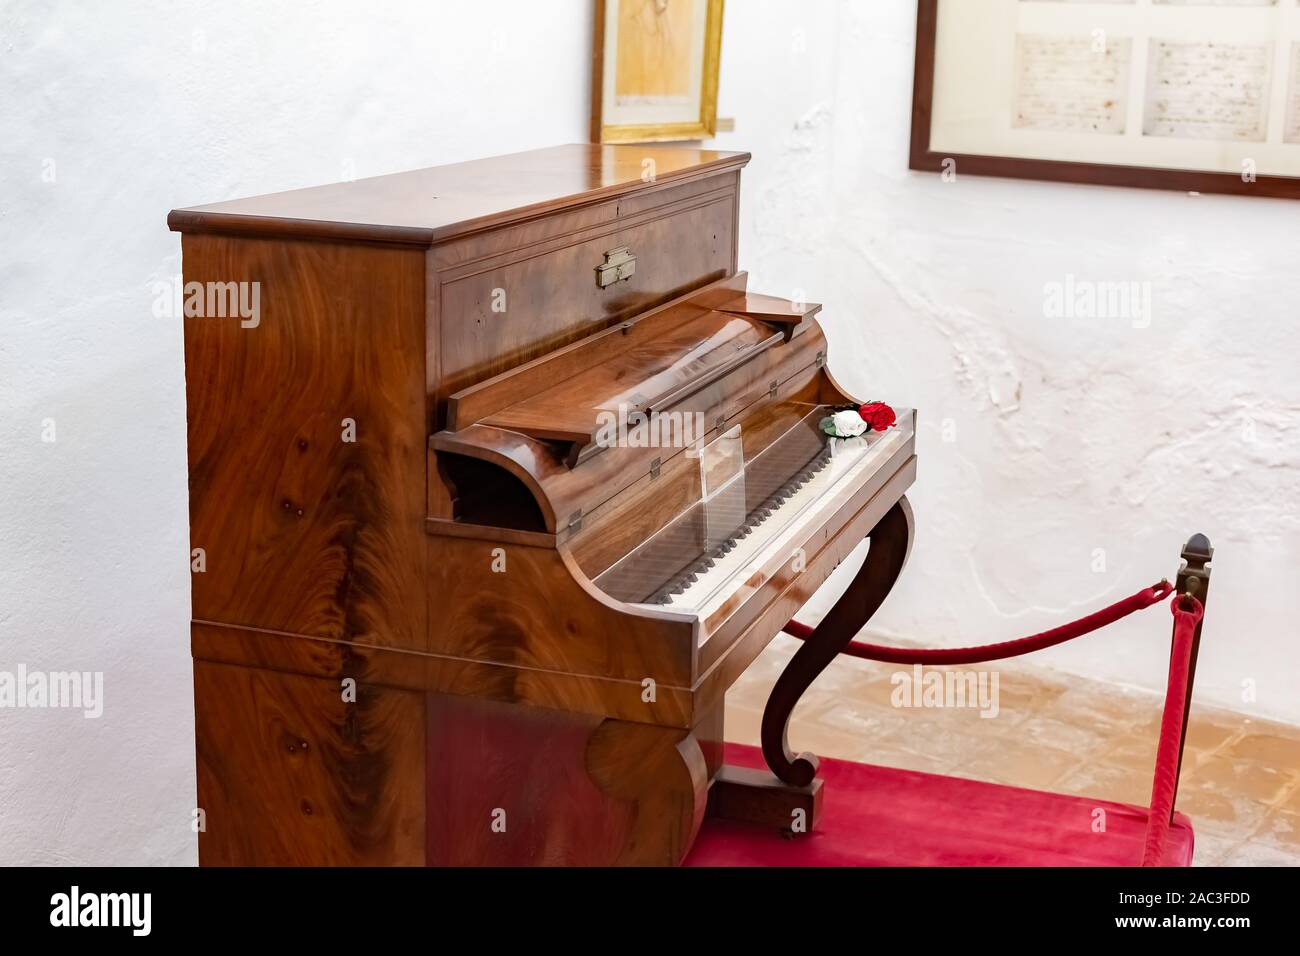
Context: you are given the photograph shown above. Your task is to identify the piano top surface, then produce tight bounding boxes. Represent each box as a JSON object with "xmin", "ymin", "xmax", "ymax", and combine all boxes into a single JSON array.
[{"xmin": 168, "ymin": 143, "xmax": 750, "ymax": 245}]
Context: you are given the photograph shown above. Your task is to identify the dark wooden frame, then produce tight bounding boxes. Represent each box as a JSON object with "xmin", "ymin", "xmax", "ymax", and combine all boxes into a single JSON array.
[{"xmin": 909, "ymin": 0, "xmax": 1300, "ymax": 200}]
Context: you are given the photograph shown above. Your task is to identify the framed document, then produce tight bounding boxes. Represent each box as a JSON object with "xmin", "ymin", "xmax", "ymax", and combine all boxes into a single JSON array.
[
  {"xmin": 910, "ymin": 0, "xmax": 1300, "ymax": 198},
  {"xmin": 591, "ymin": 0, "xmax": 725, "ymax": 144}
]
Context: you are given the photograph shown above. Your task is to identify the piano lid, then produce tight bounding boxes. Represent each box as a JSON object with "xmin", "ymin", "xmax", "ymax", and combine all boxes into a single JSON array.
[
  {"xmin": 479, "ymin": 309, "xmax": 786, "ymax": 457},
  {"xmin": 167, "ymin": 144, "xmax": 751, "ymax": 246}
]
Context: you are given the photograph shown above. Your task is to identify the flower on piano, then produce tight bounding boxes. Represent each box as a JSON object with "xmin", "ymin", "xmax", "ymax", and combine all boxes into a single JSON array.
[
  {"xmin": 820, "ymin": 402, "xmax": 898, "ymax": 439},
  {"xmin": 822, "ymin": 409, "xmax": 869, "ymax": 438},
  {"xmin": 859, "ymin": 401, "xmax": 897, "ymax": 432}
]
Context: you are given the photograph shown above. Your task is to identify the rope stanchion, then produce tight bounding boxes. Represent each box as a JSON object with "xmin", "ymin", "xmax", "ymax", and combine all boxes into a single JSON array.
[
  {"xmin": 1142, "ymin": 594, "xmax": 1204, "ymax": 866},
  {"xmin": 782, "ymin": 573, "xmax": 1208, "ymax": 867},
  {"xmin": 781, "ymin": 580, "xmax": 1174, "ymax": 665}
]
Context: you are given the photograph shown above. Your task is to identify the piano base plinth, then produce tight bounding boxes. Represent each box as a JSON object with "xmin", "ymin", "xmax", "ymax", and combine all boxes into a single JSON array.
[{"xmin": 705, "ymin": 764, "xmax": 825, "ymax": 835}]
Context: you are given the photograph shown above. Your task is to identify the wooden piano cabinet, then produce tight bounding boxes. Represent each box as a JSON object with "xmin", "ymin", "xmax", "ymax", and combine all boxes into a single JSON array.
[{"xmin": 175, "ymin": 145, "xmax": 917, "ymax": 865}]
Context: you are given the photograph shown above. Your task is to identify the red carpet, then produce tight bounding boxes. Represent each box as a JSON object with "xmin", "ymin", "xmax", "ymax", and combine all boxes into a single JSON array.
[{"xmin": 685, "ymin": 744, "xmax": 1194, "ymax": 867}]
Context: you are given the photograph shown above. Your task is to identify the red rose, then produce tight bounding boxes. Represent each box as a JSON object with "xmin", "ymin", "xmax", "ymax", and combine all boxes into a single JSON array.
[{"xmin": 859, "ymin": 402, "xmax": 896, "ymax": 431}]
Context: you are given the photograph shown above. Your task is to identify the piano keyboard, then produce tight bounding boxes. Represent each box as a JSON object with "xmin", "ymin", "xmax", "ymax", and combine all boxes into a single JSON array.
[
  {"xmin": 650, "ymin": 444, "xmax": 832, "ymax": 606},
  {"xmin": 593, "ymin": 407, "xmax": 910, "ymax": 620},
  {"xmin": 658, "ymin": 428, "xmax": 905, "ymax": 619}
]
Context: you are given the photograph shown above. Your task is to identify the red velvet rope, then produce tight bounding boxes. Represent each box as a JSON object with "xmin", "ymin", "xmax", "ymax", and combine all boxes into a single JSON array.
[
  {"xmin": 1142, "ymin": 595, "xmax": 1203, "ymax": 866},
  {"xmin": 783, "ymin": 580, "xmax": 1204, "ymax": 866},
  {"xmin": 780, "ymin": 580, "xmax": 1174, "ymax": 665}
]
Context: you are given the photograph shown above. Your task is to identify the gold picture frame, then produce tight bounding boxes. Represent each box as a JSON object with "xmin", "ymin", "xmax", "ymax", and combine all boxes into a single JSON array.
[{"xmin": 591, "ymin": 0, "xmax": 725, "ymax": 144}]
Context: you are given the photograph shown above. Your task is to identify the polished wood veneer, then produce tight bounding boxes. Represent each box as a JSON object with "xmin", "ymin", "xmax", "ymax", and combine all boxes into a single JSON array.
[
  {"xmin": 173, "ymin": 144, "xmax": 916, "ymax": 866},
  {"xmin": 169, "ymin": 144, "xmax": 748, "ymax": 245}
]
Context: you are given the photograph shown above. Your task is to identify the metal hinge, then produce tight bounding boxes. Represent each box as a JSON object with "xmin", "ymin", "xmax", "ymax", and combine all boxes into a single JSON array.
[
  {"xmin": 567, "ymin": 510, "xmax": 583, "ymax": 532},
  {"xmin": 815, "ymin": 349, "xmax": 826, "ymax": 369},
  {"xmin": 595, "ymin": 247, "xmax": 637, "ymax": 288},
  {"xmin": 768, "ymin": 379, "xmax": 779, "ymax": 399},
  {"xmin": 649, "ymin": 457, "xmax": 662, "ymax": 479}
]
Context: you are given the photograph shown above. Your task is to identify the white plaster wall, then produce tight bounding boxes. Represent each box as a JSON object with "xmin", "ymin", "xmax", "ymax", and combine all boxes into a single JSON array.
[{"xmin": 0, "ymin": 0, "xmax": 1295, "ymax": 867}]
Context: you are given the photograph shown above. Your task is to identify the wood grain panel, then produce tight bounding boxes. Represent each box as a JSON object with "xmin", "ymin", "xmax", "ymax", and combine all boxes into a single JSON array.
[
  {"xmin": 194, "ymin": 660, "xmax": 425, "ymax": 865},
  {"xmin": 425, "ymin": 695, "xmax": 626, "ymax": 865},
  {"xmin": 426, "ymin": 533, "xmax": 697, "ymax": 688},
  {"xmin": 425, "ymin": 695, "xmax": 708, "ymax": 865},
  {"xmin": 586, "ymin": 719, "xmax": 709, "ymax": 865},
  {"xmin": 191, "ymin": 620, "xmax": 696, "ymax": 727},
  {"xmin": 183, "ymin": 235, "xmax": 427, "ymax": 649},
  {"xmin": 437, "ymin": 195, "xmax": 735, "ymax": 402}
]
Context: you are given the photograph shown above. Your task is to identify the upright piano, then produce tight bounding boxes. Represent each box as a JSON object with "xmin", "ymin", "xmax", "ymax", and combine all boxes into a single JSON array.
[{"xmin": 171, "ymin": 144, "xmax": 916, "ymax": 865}]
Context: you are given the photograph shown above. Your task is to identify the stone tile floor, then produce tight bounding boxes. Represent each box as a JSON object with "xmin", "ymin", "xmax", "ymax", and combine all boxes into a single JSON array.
[{"xmin": 726, "ymin": 634, "xmax": 1300, "ymax": 866}]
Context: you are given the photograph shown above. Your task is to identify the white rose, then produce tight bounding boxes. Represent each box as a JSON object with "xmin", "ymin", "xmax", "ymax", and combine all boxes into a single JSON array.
[{"xmin": 831, "ymin": 409, "xmax": 868, "ymax": 438}]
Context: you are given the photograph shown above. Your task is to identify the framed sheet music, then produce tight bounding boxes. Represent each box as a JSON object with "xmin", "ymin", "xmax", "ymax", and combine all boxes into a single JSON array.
[{"xmin": 910, "ymin": 0, "xmax": 1300, "ymax": 198}]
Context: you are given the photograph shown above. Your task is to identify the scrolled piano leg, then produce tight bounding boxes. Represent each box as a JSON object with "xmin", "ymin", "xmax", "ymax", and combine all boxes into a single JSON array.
[{"xmin": 761, "ymin": 497, "xmax": 914, "ymax": 787}]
